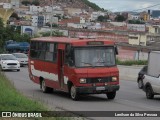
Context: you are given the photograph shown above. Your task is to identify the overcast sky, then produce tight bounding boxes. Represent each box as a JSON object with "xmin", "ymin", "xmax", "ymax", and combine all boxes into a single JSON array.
[{"xmin": 88, "ymin": 0, "xmax": 160, "ymax": 12}]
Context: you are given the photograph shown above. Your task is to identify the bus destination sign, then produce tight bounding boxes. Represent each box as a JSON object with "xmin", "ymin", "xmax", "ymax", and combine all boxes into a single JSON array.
[{"xmin": 87, "ymin": 41, "xmax": 104, "ymax": 45}]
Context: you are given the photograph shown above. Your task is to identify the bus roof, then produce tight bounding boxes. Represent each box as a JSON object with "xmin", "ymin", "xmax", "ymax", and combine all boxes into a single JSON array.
[{"xmin": 31, "ymin": 37, "xmax": 115, "ymax": 46}]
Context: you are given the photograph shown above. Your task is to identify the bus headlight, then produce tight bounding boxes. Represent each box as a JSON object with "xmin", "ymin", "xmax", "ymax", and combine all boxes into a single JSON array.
[
  {"xmin": 80, "ymin": 78, "xmax": 86, "ymax": 83},
  {"xmin": 112, "ymin": 77, "xmax": 117, "ymax": 82}
]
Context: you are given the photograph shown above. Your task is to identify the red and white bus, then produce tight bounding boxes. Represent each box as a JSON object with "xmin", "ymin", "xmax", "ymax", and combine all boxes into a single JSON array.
[{"xmin": 28, "ymin": 37, "xmax": 120, "ymax": 100}]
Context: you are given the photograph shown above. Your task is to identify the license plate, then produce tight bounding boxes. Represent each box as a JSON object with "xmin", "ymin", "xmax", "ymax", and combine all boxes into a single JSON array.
[
  {"xmin": 96, "ymin": 86, "xmax": 105, "ymax": 91},
  {"xmin": 8, "ymin": 66, "xmax": 16, "ymax": 68}
]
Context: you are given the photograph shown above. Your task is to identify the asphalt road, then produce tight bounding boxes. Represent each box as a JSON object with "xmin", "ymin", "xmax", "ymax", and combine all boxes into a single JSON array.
[{"xmin": 4, "ymin": 67, "xmax": 160, "ymax": 120}]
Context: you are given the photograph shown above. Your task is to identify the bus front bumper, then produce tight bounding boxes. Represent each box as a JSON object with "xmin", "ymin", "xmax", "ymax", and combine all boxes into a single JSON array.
[{"xmin": 76, "ymin": 85, "xmax": 120, "ymax": 94}]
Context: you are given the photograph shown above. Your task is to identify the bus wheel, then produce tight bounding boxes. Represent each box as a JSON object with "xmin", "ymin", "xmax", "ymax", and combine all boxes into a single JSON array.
[
  {"xmin": 41, "ymin": 80, "xmax": 53, "ymax": 93},
  {"xmin": 106, "ymin": 91, "xmax": 116, "ymax": 100},
  {"xmin": 70, "ymin": 85, "xmax": 79, "ymax": 101}
]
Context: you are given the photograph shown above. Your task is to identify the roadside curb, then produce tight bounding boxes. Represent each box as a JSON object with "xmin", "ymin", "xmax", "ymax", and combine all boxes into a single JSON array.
[{"xmin": 117, "ymin": 65, "xmax": 145, "ymax": 69}]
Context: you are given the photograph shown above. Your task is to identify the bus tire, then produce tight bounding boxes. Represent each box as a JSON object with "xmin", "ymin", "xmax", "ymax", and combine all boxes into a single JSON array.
[
  {"xmin": 106, "ymin": 91, "xmax": 116, "ymax": 100},
  {"xmin": 70, "ymin": 85, "xmax": 79, "ymax": 101},
  {"xmin": 41, "ymin": 80, "xmax": 53, "ymax": 93}
]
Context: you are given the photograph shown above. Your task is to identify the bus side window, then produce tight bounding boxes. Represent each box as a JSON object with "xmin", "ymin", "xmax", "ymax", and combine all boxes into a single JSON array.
[
  {"xmin": 38, "ymin": 42, "xmax": 46, "ymax": 60},
  {"xmin": 65, "ymin": 45, "xmax": 74, "ymax": 67},
  {"xmin": 45, "ymin": 43, "xmax": 57, "ymax": 62},
  {"xmin": 30, "ymin": 42, "xmax": 38, "ymax": 59}
]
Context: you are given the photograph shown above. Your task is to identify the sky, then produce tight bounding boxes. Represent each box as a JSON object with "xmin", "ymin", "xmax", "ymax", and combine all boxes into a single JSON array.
[{"xmin": 88, "ymin": 0, "xmax": 160, "ymax": 12}]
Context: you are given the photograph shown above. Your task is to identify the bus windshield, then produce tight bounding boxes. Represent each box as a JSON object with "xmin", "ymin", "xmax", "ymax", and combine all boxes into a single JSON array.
[{"xmin": 74, "ymin": 47, "xmax": 116, "ymax": 67}]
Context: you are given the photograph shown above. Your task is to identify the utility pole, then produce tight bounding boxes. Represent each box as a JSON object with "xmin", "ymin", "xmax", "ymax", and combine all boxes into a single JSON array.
[{"xmin": 50, "ymin": 0, "xmax": 53, "ymax": 36}]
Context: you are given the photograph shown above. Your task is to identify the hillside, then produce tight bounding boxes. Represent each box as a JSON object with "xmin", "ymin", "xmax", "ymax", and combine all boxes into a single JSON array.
[{"xmin": 19, "ymin": 0, "xmax": 102, "ymax": 11}]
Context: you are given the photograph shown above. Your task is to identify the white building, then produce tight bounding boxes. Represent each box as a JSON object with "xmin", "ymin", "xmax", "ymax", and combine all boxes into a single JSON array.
[
  {"xmin": 32, "ymin": 14, "xmax": 55, "ymax": 27},
  {"xmin": 90, "ymin": 11, "xmax": 105, "ymax": 21},
  {"xmin": 44, "ymin": 14, "xmax": 59, "ymax": 25},
  {"xmin": 110, "ymin": 22, "xmax": 126, "ymax": 26},
  {"xmin": 131, "ymin": 15, "xmax": 140, "ymax": 20},
  {"xmin": 88, "ymin": 23, "xmax": 104, "ymax": 30},
  {"xmin": 67, "ymin": 23, "xmax": 83, "ymax": 29},
  {"xmin": 2, "ymin": 3, "xmax": 12, "ymax": 9},
  {"xmin": 53, "ymin": 10, "xmax": 64, "ymax": 16},
  {"xmin": 30, "ymin": 5, "xmax": 43, "ymax": 13},
  {"xmin": 32, "ymin": 15, "xmax": 38, "ymax": 26},
  {"xmin": 11, "ymin": 0, "xmax": 20, "ymax": 8},
  {"xmin": 51, "ymin": 17, "xmax": 59, "ymax": 24},
  {"xmin": 127, "ymin": 24, "xmax": 146, "ymax": 32},
  {"xmin": 80, "ymin": 17, "xmax": 85, "ymax": 24},
  {"xmin": 43, "ymin": 14, "xmax": 51, "ymax": 24},
  {"xmin": 44, "ymin": 6, "xmax": 61, "ymax": 13},
  {"xmin": 44, "ymin": 6, "xmax": 52, "ymax": 13}
]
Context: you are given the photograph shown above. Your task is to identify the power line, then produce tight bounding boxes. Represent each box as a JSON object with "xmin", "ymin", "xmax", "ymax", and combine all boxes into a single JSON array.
[{"xmin": 131, "ymin": 3, "xmax": 160, "ymax": 12}]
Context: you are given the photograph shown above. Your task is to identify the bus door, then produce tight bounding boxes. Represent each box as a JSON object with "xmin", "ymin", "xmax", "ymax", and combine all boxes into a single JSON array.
[{"xmin": 57, "ymin": 44, "xmax": 65, "ymax": 89}]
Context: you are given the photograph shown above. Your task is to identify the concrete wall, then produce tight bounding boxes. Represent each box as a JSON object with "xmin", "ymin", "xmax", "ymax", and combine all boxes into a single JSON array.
[{"xmin": 118, "ymin": 65, "xmax": 143, "ymax": 81}]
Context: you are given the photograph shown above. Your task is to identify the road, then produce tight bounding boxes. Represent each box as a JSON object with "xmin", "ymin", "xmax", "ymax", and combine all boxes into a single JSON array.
[{"xmin": 4, "ymin": 67, "xmax": 160, "ymax": 120}]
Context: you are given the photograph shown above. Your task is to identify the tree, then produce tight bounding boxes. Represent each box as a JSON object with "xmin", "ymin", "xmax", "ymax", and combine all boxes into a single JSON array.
[
  {"xmin": 0, "ymin": 17, "xmax": 31, "ymax": 50},
  {"xmin": 32, "ymin": 0, "xmax": 40, "ymax": 6},
  {"xmin": 0, "ymin": 18, "xmax": 5, "ymax": 48},
  {"xmin": 21, "ymin": 1, "xmax": 31, "ymax": 6},
  {"xmin": 97, "ymin": 15, "xmax": 108, "ymax": 22},
  {"xmin": 0, "ymin": 17, "xmax": 4, "ymax": 28},
  {"xmin": 40, "ymin": 31, "xmax": 63, "ymax": 37},
  {"xmin": 45, "ymin": 23, "xmax": 59, "ymax": 27},
  {"xmin": 81, "ymin": 0, "xmax": 103, "ymax": 11},
  {"xmin": 128, "ymin": 20, "xmax": 145, "ymax": 24},
  {"xmin": 97, "ymin": 16, "xmax": 105, "ymax": 22},
  {"xmin": 115, "ymin": 15, "xmax": 126, "ymax": 22},
  {"xmin": 54, "ymin": 15, "xmax": 61, "ymax": 20},
  {"xmin": 10, "ymin": 12, "xmax": 20, "ymax": 20}
]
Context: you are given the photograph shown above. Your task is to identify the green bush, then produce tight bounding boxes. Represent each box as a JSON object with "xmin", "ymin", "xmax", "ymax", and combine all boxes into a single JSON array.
[
  {"xmin": 40, "ymin": 30, "xmax": 64, "ymax": 37},
  {"xmin": 116, "ymin": 59, "xmax": 148, "ymax": 66},
  {"xmin": 81, "ymin": 0, "xmax": 103, "ymax": 11},
  {"xmin": 0, "ymin": 72, "xmax": 46, "ymax": 111}
]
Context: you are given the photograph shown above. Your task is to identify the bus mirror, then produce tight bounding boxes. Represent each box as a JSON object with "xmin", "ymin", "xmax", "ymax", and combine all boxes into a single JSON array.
[
  {"xmin": 66, "ymin": 45, "xmax": 72, "ymax": 56},
  {"xmin": 68, "ymin": 59, "xmax": 73, "ymax": 66},
  {"xmin": 115, "ymin": 46, "xmax": 118, "ymax": 55}
]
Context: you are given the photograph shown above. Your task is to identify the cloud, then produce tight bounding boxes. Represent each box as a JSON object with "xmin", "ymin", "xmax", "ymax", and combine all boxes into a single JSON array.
[{"xmin": 88, "ymin": 0, "xmax": 160, "ymax": 12}]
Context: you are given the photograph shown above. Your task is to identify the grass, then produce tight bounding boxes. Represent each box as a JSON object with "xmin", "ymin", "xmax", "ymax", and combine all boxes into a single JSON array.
[
  {"xmin": 0, "ymin": 72, "xmax": 75, "ymax": 120},
  {"xmin": 117, "ymin": 59, "xmax": 148, "ymax": 66},
  {"xmin": 0, "ymin": 72, "xmax": 47, "ymax": 111}
]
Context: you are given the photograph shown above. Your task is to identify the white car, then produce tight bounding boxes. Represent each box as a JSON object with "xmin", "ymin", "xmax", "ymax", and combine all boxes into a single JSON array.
[
  {"xmin": 143, "ymin": 74, "xmax": 160, "ymax": 99},
  {"xmin": 0, "ymin": 54, "xmax": 20, "ymax": 71},
  {"xmin": 12, "ymin": 53, "xmax": 28, "ymax": 67}
]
